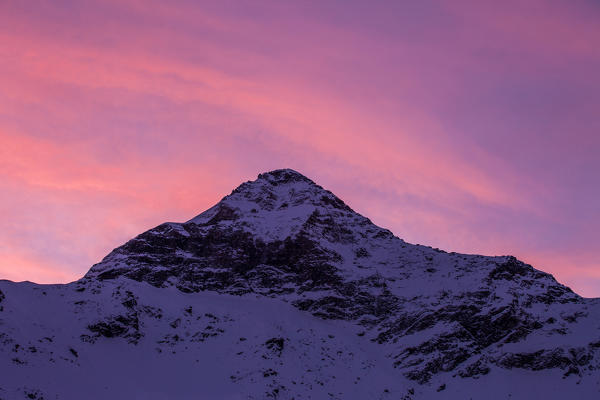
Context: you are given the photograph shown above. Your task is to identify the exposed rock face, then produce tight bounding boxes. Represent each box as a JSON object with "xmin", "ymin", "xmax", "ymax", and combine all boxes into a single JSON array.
[{"xmin": 2, "ymin": 169, "xmax": 600, "ymax": 399}]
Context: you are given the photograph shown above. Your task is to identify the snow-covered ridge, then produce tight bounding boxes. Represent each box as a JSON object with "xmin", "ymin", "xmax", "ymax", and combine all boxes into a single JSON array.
[
  {"xmin": 2, "ymin": 169, "xmax": 600, "ymax": 399},
  {"xmin": 185, "ymin": 168, "xmax": 359, "ymax": 241}
]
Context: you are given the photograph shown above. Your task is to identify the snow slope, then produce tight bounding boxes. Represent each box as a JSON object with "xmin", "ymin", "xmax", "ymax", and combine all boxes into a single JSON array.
[{"xmin": 1, "ymin": 169, "xmax": 600, "ymax": 399}]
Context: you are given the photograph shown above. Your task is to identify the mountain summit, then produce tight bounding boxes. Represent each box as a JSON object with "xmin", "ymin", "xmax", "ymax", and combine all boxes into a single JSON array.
[{"xmin": 2, "ymin": 170, "xmax": 600, "ymax": 399}]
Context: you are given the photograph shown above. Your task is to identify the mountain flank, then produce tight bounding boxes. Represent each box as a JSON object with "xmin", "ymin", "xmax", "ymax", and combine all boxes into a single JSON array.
[{"xmin": 1, "ymin": 169, "xmax": 599, "ymax": 399}]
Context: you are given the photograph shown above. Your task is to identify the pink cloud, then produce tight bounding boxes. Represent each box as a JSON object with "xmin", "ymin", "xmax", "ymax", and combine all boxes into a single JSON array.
[{"xmin": 0, "ymin": 1, "xmax": 597, "ymax": 295}]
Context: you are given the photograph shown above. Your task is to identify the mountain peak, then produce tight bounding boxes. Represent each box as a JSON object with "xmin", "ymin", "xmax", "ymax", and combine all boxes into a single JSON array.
[
  {"xmin": 183, "ymin": 168, "xmax": 356, "ymax": 241},
  {"xmin": 256, "ymin": 169, "xmax": 315, "ymax": 186},
  {"xmin": 74, "ymin": 169, "xmax": 593, "ymax": 396},
  {"xmin": 185, "ymin": 169, "xmax": 352, "ymax": 223}
]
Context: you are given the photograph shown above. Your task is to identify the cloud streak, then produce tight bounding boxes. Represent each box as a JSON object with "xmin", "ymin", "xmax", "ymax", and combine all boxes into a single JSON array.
[{"xmin": 0, "ymin": 0, "xmax": 598, "ymax": 295}]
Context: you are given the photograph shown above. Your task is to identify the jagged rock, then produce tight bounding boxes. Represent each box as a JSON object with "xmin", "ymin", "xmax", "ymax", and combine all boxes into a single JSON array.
[{"xmin": 87, "ymin": 314, "xmax": 139, "ymax": 340}]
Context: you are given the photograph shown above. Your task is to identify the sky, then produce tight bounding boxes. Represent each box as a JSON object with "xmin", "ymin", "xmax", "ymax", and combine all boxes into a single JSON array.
[{"xmin": 1, "ymin": 0, "xmax": 599, "ymax": 296}]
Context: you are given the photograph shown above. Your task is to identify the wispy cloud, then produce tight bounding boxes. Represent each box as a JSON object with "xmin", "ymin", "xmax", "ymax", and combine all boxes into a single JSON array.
[{"xmin": 0, "ymin": 0, "xmax": 598, "ymax": 295}]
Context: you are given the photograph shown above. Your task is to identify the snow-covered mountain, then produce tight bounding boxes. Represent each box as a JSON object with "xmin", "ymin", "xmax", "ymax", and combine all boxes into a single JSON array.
[{"xmin": 1, "ymin": 169, "xmax": 599, "ymax": 399}]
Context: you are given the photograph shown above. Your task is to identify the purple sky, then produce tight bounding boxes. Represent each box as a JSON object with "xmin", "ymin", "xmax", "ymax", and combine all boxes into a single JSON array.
[{"xmin": 1, "ymin": 0, "xmax": 599, "ymax": 296}]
